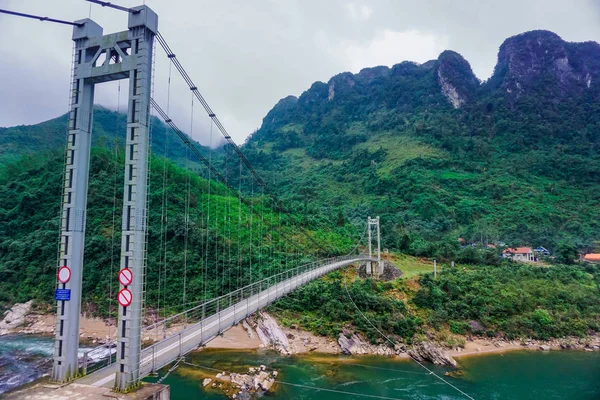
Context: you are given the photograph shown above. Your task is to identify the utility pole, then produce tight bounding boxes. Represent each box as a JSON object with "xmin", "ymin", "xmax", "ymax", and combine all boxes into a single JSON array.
[
  {"xmin": 51, "ymin": 7, "xmax": 158, "ymax": 391},
  {"xmin": 434, "ymin": 259, "xmax": 437, "ymax": 277}
]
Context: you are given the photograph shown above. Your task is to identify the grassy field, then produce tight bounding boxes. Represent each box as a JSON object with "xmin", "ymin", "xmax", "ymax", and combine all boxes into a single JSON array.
[
  {"xmin": 354, "ymin": 133, "xmax": 446, "ymax": 178},
  {"xmin": 383, "ymin": 252, "xmax": 437, "ymax": 278}
]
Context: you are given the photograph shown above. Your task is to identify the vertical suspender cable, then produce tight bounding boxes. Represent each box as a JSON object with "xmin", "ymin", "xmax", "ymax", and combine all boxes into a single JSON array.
[
  {"xmin": 108, "ymin": 80, "xmax": 121, "ymax": 342},
  {"xmin": 204, "ymin": 118, "xmax": 213, "ymax": 299},
  {"xmin": 183, "ymin": 94, "xmax": 193, "ymax": 321},
  {"xmin": 249, "ymin": 181, "xmax": 254, "ymax": 283},
  {"xmin": 158, "ymin": 62, "xmax": 172, "ymax": 328},
  {"xmin": 226, "ymin": 145, "xmax": 232, "ymax": 292},
  {"xmin": 237, "ymin": 158, "xmax": 242, "ymax": 287}
]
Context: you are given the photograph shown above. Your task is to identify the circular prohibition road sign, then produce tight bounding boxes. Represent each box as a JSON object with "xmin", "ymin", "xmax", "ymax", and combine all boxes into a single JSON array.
[
  {"xmin": 118, "ymin": 288, "xmax": 133, "ymax": 307},
  {"xmin": 57, "ymin": 266, "xmax": 71, "ymax": 284},
  {"xmin": 118, "ymin": 268, "xmax": 133, "ymax": 286}
]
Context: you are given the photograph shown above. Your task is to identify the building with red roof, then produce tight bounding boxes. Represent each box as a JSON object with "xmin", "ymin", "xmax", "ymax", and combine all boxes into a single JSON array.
[
  {"xmin": 502, "ymin": 247, "xmax": 535, "ymax": 262},
  {"xmin": 583, "ymin": 253, "xmax": 600, "ymax": 263}
]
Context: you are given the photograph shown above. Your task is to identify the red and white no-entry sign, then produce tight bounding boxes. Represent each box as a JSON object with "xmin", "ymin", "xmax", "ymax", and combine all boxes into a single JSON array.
[
  {"xmin": 57, "ymin": 266, "xmax": 71, "ymax": 284},
  {"xmin": 118, "ymin": 269, "xmax": 133, "ymax": 286},
  {"xmin": 118, "ymin": 288, "xmax": 133, "ymax": 307}
]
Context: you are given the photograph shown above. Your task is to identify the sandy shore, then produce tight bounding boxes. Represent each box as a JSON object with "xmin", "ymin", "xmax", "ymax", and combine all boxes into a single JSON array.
[
  {"xmin": 201, "ymin": 323, "xmax": 530, "ymax": 358},
  {"xmin": 10, "ymin": 311, "xmax": 600, "ymax": 360}
]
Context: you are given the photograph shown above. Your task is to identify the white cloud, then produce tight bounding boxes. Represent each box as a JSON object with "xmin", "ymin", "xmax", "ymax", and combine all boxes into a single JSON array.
[
  {"xmin": 338, "ymin": 29, "xmax": 449, "ymax": 73},
  {"xmin": 345, "ymin": 3, "xmax": 373, "ymax": 21}
]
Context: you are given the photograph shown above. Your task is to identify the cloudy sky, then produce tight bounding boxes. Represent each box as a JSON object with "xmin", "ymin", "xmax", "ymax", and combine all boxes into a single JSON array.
[{"xmin": 1, "ymin": 0, "xmax": 599, "ymax": 145}]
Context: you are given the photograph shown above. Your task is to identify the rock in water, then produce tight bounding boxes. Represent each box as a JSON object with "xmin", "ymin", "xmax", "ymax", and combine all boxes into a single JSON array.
[
  {"xmin": 408, "ymin": 341, "xmax": 457, "ymax": 367},
  {"xmin": 0, "ymin": 300, "xmax": 33, "ymax": 335},
  {"xmin": 253, "ymin": 312, "xmax": 290, "ymax": 354},
  {"xmin": 231, "ymin": 373, "xmax": 254, "ymax": 391}
]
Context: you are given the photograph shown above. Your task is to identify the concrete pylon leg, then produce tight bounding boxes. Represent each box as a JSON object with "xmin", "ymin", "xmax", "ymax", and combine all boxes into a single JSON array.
[
  {"xmin": 52, "ymin": 19, "xmax": 103, "ymax": 383},
  {"xmin": 115, "ymin": 6, "xmax": 157, "ymax": 391}
]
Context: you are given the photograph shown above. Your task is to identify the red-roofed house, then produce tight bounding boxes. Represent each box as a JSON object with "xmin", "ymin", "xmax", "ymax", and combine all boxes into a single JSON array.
[
  {"xmin": 503, "ymin": 247, "xmax": 535, "ymax": 262},
  {"xmin": 583, "ymin": 254, "xmax": 600, "ymax": 264}
]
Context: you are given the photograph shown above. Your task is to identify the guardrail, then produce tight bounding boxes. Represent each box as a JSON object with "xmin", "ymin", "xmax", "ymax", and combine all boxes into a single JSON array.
[{"xmin": 81, "ymin": 254, "xmax": 371, "ymax": 377}]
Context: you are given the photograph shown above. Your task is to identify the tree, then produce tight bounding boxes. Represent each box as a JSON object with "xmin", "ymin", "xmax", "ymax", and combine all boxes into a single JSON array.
[{"xmin": 555, "ymin": 240, "xmax": 578, "ymax": 265}]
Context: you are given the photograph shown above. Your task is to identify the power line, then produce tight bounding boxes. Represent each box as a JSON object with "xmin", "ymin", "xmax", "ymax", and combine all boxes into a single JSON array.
[
  {"xmin": 181, "ymin": 361, "xmax": 406, "ymax": 400},
  {"xmin": 342, "ymin": 256, "xmax": 475, "ymax": 400},
  {"xmin": 0, "ymin": 8, "xmax": 83, "ymax": 26}
]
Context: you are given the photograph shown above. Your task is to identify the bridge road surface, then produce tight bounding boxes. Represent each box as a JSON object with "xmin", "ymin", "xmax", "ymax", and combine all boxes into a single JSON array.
[{"xmin": 77, "ymin": 256, "xmax": 370, "ymax": 388}]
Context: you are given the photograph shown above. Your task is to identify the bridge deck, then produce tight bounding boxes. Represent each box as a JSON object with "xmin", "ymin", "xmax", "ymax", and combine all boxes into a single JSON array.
[{"xmin": 77, "ymin": 256, "xmax": 369, "ymax": 388}]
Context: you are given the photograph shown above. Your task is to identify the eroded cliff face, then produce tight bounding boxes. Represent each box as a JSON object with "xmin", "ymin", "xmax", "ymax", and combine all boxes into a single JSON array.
[
  {"xmin": 436, "ymin": 50, "xmax": 479, "ymax": 109},
  {"xmin": 491, "ymin": 30, "xmax": 600, "ymax": 100}
]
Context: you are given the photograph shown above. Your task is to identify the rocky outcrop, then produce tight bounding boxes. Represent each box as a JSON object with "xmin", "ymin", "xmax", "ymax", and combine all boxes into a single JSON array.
[
  {"xmin": 338, "ymin": 330, "xmax": 403, "ymax": 356},
  {"xmin": 357, "ymin": 261, "xmax": 403, "ymax": 281},
  {"xmin": 0, "ymin": 301, "xmax": 33, "ymax": 335},
  {"xmin": 492, "ymin": 30, "xmax": 600, "ymax": 100},
  {"xmin": 436, "ymin": 50, "xmax": 479, "ymax": 109},
  {"xmin": 250, "ymin": 312, "xmax": 290, "ymax": 354},
  {"xmin": 409, "ymin": 341, "xmax": 457, "ymax": 367}
]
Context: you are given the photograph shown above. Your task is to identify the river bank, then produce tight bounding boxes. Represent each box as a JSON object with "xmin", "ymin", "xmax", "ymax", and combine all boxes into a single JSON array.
[{"xmin": 3, "ymin": 300, "xmax": 599, "ymax": 360}]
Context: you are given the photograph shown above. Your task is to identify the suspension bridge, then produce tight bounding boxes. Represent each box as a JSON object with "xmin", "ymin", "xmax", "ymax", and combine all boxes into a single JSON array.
[
  {"xmin": 1, "ymin": 3, "xmax": 477, "ymax": 400},
  {"xmin": 1, "ymin": 2, "xmax": 386, "ymax": 396}
]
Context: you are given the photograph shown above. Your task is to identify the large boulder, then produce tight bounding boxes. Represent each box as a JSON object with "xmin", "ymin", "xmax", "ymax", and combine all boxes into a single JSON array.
[
  {"xmin": 338, "ymin": 330, "xmax": 397, "ymax": 356},
  {"xmin": 251, "ymin": 312, "xmax": 290, "ymax": 354},
  {"xmin": 0, "ymin": 300, "xmax": 34, "ymax": 335},
  {"xmin": 408, "ymin": 341, "xmax": 457, "ymax": 367}
]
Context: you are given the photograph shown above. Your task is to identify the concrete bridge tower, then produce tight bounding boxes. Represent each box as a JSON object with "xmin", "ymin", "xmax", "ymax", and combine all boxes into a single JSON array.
[
  {"xmin": 52, "ymin": 6, "xmax": 157, "ymax": 392},
  {"xmin": 367, "ymin": 216, "xmax": 383, "ymax": 276}
]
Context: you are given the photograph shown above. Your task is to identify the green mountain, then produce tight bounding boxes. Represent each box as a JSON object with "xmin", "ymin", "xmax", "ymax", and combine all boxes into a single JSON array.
[
  {"xmin": 243, "ymin": 30, "xmax": 600, "ymax": 255},
  {"xmin": 0, "ymin": 106, "xmax": 213, "ymax": 166}
]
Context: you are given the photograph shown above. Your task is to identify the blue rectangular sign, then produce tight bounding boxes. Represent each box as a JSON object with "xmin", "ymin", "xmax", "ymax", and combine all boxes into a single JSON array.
[{"xmin": 55, "ymin": 289, "xmax": 71, "ymax": 301}]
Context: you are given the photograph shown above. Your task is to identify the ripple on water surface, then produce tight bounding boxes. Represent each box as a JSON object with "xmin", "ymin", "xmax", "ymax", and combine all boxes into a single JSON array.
[{"xmin": 148, "ymin": 349, "xmax": 600, "ymax": 400}]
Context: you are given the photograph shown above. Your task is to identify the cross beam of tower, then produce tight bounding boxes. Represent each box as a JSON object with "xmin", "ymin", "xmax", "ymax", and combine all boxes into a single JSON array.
[{"xmin": 52, "ymin": 6, "xmax": 157, "ymax": 391}]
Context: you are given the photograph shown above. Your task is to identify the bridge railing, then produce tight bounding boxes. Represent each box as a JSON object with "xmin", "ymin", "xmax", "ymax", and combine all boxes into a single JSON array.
[
  {"xmin": 81, "ymin": 254, "xmax": 371, "ymax": 376},
  {"xmin": 142, "ymin": 254, "xmax": 367, "ymax": 335},
  {"xmin": 134, "ymin": 254, "xmax": 371, "ymax": 379}
]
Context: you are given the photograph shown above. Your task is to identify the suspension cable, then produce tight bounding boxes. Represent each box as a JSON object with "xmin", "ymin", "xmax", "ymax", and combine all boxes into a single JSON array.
[
  {"xmin": 158, "ymin": 62, "xmax": 173, "ymax": 330},
  {"xmin": 108, "ymin": 80, "xmax": 121, "ymax": 341},
  {"xmin": 182, "ymin": 94, "xmax": 193, "ymax": 323},
  {"xmin": 154, "ymin": 32, "xmax": 331, "ymax": 256},
  {"xmin": 204, "ymin": 118, "xmax": 213, "ymax": 299},
  {"xmin": 0, "ymin": 8, "xmax": 84, "ymax": 26}
]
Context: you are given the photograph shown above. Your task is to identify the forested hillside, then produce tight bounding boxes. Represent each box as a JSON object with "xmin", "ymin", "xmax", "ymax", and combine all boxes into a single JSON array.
[
  {"xmin": 243, "ymin": 30, "xmax": 600, "ymax": 255},
  {"xmin": 0, "ymin": 107, "xmax": 214, "ymax": 166},
  {"xmin": 0, "ymin": 149, "xmax": 354, "ymax": 312}
]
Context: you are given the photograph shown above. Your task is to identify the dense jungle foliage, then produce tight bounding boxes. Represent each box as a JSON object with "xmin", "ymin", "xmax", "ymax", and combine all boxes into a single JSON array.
[
  {"xmin": 274, "ymin": 262, "xmax": 600, "ymax": 342},
  {"xmin": 0, "ymin": 148, "xmax": 355, "ymax": 315}
]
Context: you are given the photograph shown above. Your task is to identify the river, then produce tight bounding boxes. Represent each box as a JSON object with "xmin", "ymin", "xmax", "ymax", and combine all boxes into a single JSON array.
[{"xmin": 1, "ymin": 336, "xmax": 599, "ymax": 399}]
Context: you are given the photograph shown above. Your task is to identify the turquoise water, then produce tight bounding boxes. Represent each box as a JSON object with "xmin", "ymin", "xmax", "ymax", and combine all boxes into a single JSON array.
[
  {"xmin": 1, "ymin": 335, "xmax": 598, "ymax": 399},
  {"xmin": 150, "ymin": 349, "xmax": 600, "ymax": 400}
]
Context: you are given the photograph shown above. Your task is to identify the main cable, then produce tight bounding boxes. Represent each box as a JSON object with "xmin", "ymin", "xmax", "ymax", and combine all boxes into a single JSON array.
[{"xmin": 154, "ymin": 32, "xmax": 331, "ymax": 256}]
